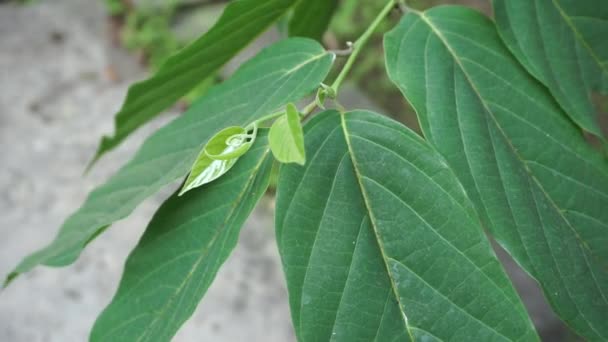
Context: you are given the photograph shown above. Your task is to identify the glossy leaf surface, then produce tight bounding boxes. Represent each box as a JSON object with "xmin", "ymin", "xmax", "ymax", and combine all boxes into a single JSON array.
[
  {"xmin": 179, "ymin": 124, "xmax": 257, "ymax": 195},
  {"xmin": 289, "ymin": 0, "xmax": 338, "ymax": 41},
  {"xmin": 5, "ymin": 38, "xmax": 333, "ymax": 285},
  {"xmin": 385, "ymin": 6, "xmax": 608, "ymax": 339},
  {"xmin": 493, "ymin": 0, "xmax": 608, "ymax": 137},
  {"xmin": 269, "ymin": 103, "xmax": 305, "ymax": 165},
  {"xmin": 91, "ymin": 132, "xmax": 272, "ymax": 342},
  {"xmin": 276, "ymin": 110, "xmax": 537, "ymax": 341},
  {"xmin": 92, "ymin": 0, "xmax": 296, "ymax": 162}
]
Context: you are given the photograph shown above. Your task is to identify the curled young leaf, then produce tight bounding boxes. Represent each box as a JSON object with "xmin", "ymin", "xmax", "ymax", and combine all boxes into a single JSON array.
[
  {"xmin": 269, "ymin": 103, "xmax": 306, "ymax": 165},
  {"xmin": 179, "ymin": 124, "xmax": 258, "ymax": 196}
]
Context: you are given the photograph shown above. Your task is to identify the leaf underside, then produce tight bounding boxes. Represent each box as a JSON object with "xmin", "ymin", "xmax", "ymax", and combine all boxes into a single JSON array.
[
  {"xmin": 493, "ymin": 0, "xmax": 608, "ymax": 137},
  {"xmin": 385, "ymin": 6, "xmax": 608, "ymax": 340},
  {"xmin": 91, "ymin": 133, "xmax": 273, "ymax": 342},
  {"xmin": 269, "ymin": 104, "xmax": 306, "ymax": 165},
  {"xmin": 92, "ymin": 0, "xmax": 297, "ymax": 162},
  {"xmin": 276, "ymin": 110, "xmax": 537, "ymax": 341},
  {"xmin": 5, "ymin": 38, "xmax": 333, "ymax": 285}
]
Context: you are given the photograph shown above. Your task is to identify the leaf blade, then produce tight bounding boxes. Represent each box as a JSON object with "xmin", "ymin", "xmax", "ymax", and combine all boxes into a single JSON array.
[
  {"xmin": 288, "ymin": 0, "xmax": 339, "ymax": 41},
  {"xmin": 5, "ymin": 38, "xmax": 333, "ymax": 285},
  {"xmin": 276, "ymin": 110, "xmax": 537, "ymax": 341},
  {"xmin": 493, "ymin": 0, "xmax": 608, "ymax": 137},
  {"xmin": 91, "ymin": 132, "xmax": 273, "ymax": 342},
  {"xmin": 269, "ymin": 103, "xmax": 305, "ymax": 165},
  {"xmin": 385, "ymin": 6, "xmax": 608, "ymax": 339},
  {"xmin": 92, "ymin": 0, "xmax": 297, "ymax": 162}
]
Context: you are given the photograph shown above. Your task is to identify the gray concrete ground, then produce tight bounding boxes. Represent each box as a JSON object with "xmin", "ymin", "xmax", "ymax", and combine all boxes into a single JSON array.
[{"xmin": 0, "ymin": 1, "xmax": 571, "ymax": 341}]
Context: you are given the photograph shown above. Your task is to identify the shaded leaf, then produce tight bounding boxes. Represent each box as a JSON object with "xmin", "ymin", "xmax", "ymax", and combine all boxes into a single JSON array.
[
  {"xmin": 91, "ymin": 132, "xmax": 273, "ymax": 342},
  {"xmin": 276, "ymin": 110, "xmax": 537, "ymax": 341},
  {"xmin": 92, "ymin": 0, "xmax": 297, "ymax": 163},
  {"xmin": 5, "ymin": 38, "xmax": 333, "ymax": 285},
  {"xmin": 385, "ymin": 6, "xmax": 608, "ymax": 339},
  {"xmin": 179, "ymin": 124, "xmax": 257, "ymax": 195},
  {"xmin": 493, "ymin": 0, "xmax": 608, "ymax": 137},
  {"xmin": 269, "ymin": 103, "xmax": 305, "ymax": 165},
  {"xmin": 289, "ymin": 0, "xmax": 338, "ymax": 41}
]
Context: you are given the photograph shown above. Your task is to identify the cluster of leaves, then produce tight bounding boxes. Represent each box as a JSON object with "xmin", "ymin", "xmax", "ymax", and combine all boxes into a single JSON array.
[{"xmin": 5, "ymin": 0, "xmax": 608, "ymax": 341}]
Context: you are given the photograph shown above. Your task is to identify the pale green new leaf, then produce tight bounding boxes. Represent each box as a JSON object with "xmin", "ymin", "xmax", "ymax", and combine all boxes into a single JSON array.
[
  {"xmin": 493, "ymin": 0, "xmax": 608, "ymax": 137},
  {"xmin": 179, "ymin": 124, "xmax": 257, "ymax": 195},
  {"xmin": 289, "ymin": 0, "xmax": 338, "ymax": 41},
  {"xmin": 91, "ymin": 133, "xmax": 273, "ymax": 342},
  {"xmin": 269, "ymin": 103, "xmax": 305, "ymax": 165},
  {"xmin": 5, "ymin": 38, "xmax": 333, "ymax": 285},
  {"xmin": 385, "ymin": 6, "xmax": 608, "ymax": 340},
  {"xmin": 91, "ymin": 0, "xmax": 297, "ymax": 163},
  {"xmin": 276, "ymin": 110, "xmax": 537, "ymax": 341}
]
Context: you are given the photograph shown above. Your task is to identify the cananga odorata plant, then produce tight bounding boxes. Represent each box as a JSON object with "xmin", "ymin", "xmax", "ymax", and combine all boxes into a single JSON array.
[{"xmin": 5, "ymin": 0, "xmax": 608, "ymax": 341}]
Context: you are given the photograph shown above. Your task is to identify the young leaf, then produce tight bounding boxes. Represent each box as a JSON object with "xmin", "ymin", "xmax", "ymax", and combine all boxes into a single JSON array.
[
  {"xmin": 179, "ymin": 124, "xmax": 257, "ymax": 195},
  {"xmin": 276, "ymin": 110, "xmax": 538, "ymax": 341},
  {"xmin": 289, "ymin": 0, "xmax": 339, "ymax": 41},
  {"xmin": 91, "ymin": 0, "xmax": 297, "ymax": 163},
  {"xmin": 493, "ymin": 0, "xmax": 608, "ymax": 137},
  {"xmin": 385, "ymin": 6, "xmax": 608, "ymax": 340},
  {"xmin": 269, "ymin": 103, "xmax": 305, "ymax": 165},
  {"xmin": 91, "ymin": 132, "xmax": 273, "ymax": 342},
  {"xmin": 5, "ymin": 38, "xmax": 333, "ymax": 286}
]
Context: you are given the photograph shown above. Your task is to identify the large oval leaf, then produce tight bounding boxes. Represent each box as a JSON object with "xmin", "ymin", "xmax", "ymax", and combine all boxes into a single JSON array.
[
  {"xmin": 276, "ymin": 110, "xmax": 537, "ymax": 341},
  {"xmin": 385, "ymin": 6, "xmax": 608, "ymax": 339},
  {"xmin": 5, "ymin": 38, "xmax": 333, "ymax": 285},
  {"xmin": 92, "ymin": 0, "xmax": 297, "ymax": 162},
  {"xmin": 493, "ymin": 0, "xmax": 608, "ymax": 137},
  {"xmin": 91, "ymin": 132, "xmax": 273, "ymax": 342}
]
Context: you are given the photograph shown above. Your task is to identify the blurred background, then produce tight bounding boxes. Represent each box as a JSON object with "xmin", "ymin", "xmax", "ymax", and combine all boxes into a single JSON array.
[{"xmin": 0, "ymin": 0, "xmax": 586, "ymax": 341}]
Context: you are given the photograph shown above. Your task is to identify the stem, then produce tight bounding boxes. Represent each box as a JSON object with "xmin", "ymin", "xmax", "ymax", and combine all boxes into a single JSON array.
[{"xmin": 330, "ymin": 0, "xmax": 397, "ymax": 94}]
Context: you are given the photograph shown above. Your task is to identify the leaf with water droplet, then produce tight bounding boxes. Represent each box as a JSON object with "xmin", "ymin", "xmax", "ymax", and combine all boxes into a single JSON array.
[{"xmin": 179, "ymin": 124, "xmax": 258, "ymax": 195}]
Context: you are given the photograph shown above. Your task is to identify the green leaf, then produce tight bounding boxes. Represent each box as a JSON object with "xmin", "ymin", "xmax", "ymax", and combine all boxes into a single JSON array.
[
  {"xmin": 91, "ymin": 0, "xmax": 297, "ymax": 163},
  {"xmin": 276, "ymin": 110, "xmax": 538, "ymax": 341},
  {"xmin": 91, "ymin": 132, "xmax": 272, "ymax": 342},
  {"xmin": 269, "ymin": 103, "xmax": 305, "ymax": 165},
  {"xmin": 385, "ymin": 6, "xmax": 608, "ymax": 340},
  {"xmin": 493, "ymin": 0, "xmax": 608, "ymax": 137},
  {"xmin": 179, "ymin": 124, "xmax": 257, "ymax": 195},
  {"xmin": 5, "ymin": 38, "xmax": 333, "ymax": 286},
  {"xmin": 289, "ymin": 0, "xmax": 338, "ymax": 41}
]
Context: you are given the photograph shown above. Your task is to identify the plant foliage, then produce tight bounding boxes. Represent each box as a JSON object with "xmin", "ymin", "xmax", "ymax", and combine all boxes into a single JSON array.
[{"xmin": 6, "ymin": 0, "xmax": 608, "ymax": 341}]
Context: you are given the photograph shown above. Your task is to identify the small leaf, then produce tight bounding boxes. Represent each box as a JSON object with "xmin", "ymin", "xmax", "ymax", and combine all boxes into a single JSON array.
[
  {"xmin": 493, "ymin": 0, "xmax": 608, "ymax": 137},
  {"xmin": 385, "ymin": 6, "xmax": 608, "ymax": 339},
  {"xmin": 91, "ymin": 0, "xmax": 297, "ymax": 163},
  {"xmin": 276, "ymin": 110, "xmax": 538, "ymax": 341},
  {"xmin": 269, "ymin": 103, "xmax": 306, "ymax": 165},
  {"xmin": 91, "ymin": 132, "xmax": 273, "ymax": 342},
  {"xmin": 179, "ymin": 124, "xmax": 258, "ymax": 195},
  {"xmin": 289, "ymin": 0, "xmax": 338, "ymax": 41},
  {"xmin": 4, "ymin": 38, "xmax": 333, "ymax": 285}
]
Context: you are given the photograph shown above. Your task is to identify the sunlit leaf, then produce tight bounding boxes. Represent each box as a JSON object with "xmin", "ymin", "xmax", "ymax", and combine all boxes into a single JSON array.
[{"xmin": 269, "ymin": 103, "xmax": 305, "ymax": 165}]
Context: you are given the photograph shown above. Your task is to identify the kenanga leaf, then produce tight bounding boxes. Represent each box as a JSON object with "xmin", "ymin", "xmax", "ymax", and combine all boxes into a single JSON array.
[
  {"xmin": 385, "ymin": 6, "xmax": 608, "ymax": 340},
  {"xmin": 289, "ymin": 0, "xmax": 338, "ymax": 41},
  {"xmin": 179, "ymin": 124, "xmax": 258, "ymax": 196},
  {"xmin": 493, "ymin": 0, "xmax": 608, "ymax": 137},
  {"xmin": 276, "ymin": 110, "xmax": 537, "ymax": 341},
  {"xmin": 5, "ymin": 38, "xmax": 333, "ymax": 286},
  {"xmin": 91, "ymin": 0, "xmax": 297, "ymax": 163},
  {"xmin": 269, "ymin": 103, "xmax": 305, "ymax": 165},
  {"xmin": 91, "ymin": 132, "xmax": 273, "ymax": 342}
]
